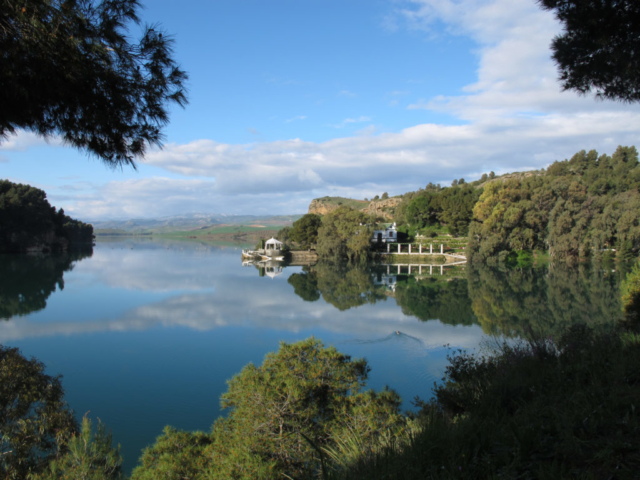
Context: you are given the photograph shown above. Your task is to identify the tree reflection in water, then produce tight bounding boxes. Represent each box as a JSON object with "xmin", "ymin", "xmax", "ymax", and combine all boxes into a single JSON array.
[
  {"xmin": 0, "ymin": 250, "xmax": 92, "ymax": 320},
  {"xmin": 284, "ymin": 260, "xmax": 624, "ymax": 339}
]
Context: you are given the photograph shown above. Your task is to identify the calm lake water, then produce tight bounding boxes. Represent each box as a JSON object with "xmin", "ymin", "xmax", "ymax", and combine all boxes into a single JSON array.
[{"xmin": 0, "ymin": 237, "xmax": 624, "ymax": 472}]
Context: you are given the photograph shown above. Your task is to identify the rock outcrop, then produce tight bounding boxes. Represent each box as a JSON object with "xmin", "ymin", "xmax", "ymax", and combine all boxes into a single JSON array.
[
  {"xmin": 362, "ymin": 198, "xmax": 401, "ymax": 220},
  {"xmin": 308, "ymin": 196, "xmax": 401, "ymax": 220},
  {"xmin": 308, "ymin": 198, "xmax": 369, "ymax": 216}
]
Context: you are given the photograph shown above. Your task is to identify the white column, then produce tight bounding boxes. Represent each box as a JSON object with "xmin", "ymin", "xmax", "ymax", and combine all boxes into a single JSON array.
[
  {"xmin": 419, "ymin": 265, "xmax": 422, "ymax": 275},
  {"xmin": 409, "ymin": 244, "xmax": 412, "ymax": 254},
  {"xmin": 408, "ymin": 265, "xmax": 411, "ymax": 274},
  {"xmin": 440, "ymin": 265, "xmax": 444, "ymax": 275},
  {"xmin": 387, "ymin": 243, "xmax": 390, "ymax": 253},
  {"xmin": 419, "ymin": 244, "xmax": 422, "ymax": 254},
  {"xmin": 387, "ymin": 265, "xmax": 390, "ymax": 275},
  {"xmin": 430, "ymin": 244, "xmax": 433, "ymax": 254},
  {"xmin": 397, "ymin": 265, "xmax": 401, "ymax": 275},
  {"xmin": 440, "ymin": 244, "xmax": 443, "ymax": 254},
  {"xmin": 398, "ymin": 244, "xmax": 401, "ymax": 254},
  {"xmin": 429, "ymin": 265, "xmax": 433, "ymax": 275}
]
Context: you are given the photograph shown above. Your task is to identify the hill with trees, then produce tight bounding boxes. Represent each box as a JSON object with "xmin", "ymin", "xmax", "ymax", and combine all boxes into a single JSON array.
[
  {"xmin": 0, "ymin": 180, "xmax": 94, "ymax": 253},
  {"xmin": 468, "ymin": 146, "xmax": 640, "ymax": 263},
  {"xmin": 293, "ymin": 146, "xmax": 639, "ymax": 264}
]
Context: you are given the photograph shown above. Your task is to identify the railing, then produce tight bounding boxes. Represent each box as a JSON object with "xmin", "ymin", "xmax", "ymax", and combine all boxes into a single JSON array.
[{"xmin": 378, "ymin": 243, "xmax": 467, "ymax": 259}]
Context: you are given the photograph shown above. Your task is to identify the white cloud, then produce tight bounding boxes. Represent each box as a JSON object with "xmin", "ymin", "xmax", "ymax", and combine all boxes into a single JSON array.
[
  {"xmin": 338, "ymin": 90, "xmax": 357, "ymax": 97},
  {"xmin": 332, "ymin": 116, "xmax": 372, "ymax": 128},
  {"xmin": 60, "ymin": 103, "xmax": 638, "ymax": 219},
  {"xmin": 140, "ymin": 111, "xmax": 639, "ymax": 187},
  {"xmin": 127, "ymin": 0, "xmax": 639, "ymax": 217},
  {"xmin": 395, "ymin": 0, "xmax": 637, "ymax": 121},
  {"xmin": 13, "ymin": 0, "xmax": 640, "ymax": 219},
  {"xmin": 0, "ymin": 131, "xmax": 61, "ymax": 151},
  {"xmin": 285, "ymin": 115, "xmax": 307, "ymax": 123}
]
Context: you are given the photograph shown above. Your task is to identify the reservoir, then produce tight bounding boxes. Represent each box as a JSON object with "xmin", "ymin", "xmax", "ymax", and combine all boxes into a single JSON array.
[{"xmin": 0, "ymin": 237, "xmax": 623, "ymax": 472}]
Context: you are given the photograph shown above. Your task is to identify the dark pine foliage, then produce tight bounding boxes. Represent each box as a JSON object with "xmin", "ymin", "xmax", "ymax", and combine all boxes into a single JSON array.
[
  {"xmin": 539, "ymin": 0, "xmax": 640, "ymax": 102},
  {"xmin": 0, "ymin": 180, "xmax": 94, "ymax": 253},
  {"xmin": 0, "ymin": 346, "xmax": 78, "ymax": 480},
  {"xmin": 0, "ymin": 0, "xmax": 188, "ymax": 167}
]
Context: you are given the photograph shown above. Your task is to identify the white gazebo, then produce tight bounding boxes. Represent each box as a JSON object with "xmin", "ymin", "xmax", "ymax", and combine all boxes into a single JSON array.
[{"xmin": 264, "ymin": 237, "xmax": 284, "ymax": 257}]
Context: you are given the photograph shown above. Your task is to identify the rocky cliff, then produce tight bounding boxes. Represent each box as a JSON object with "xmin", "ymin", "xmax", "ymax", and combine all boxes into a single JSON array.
[
  {"xmin": 308, "ymin": 197, "xmax": 369, "ymax": 216},
  {"xmin": 308, "ymin": 196, "xmax": 400, "ymax": 220},
  {"xmin": 362, "ymin": 198, "xmax": 401, "ymax": 220}
]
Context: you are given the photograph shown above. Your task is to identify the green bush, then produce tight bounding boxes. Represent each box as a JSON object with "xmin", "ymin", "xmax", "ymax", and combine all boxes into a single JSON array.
[
  {"xmin": 621, "ymin": 259, "xmax": 640, "ymax": 329},
  {"xmin": 328, "ymin": 324, "xmax": 640, "ymax": 479}
]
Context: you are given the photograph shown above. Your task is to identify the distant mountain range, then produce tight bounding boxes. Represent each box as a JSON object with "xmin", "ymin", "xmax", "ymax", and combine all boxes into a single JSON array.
[{"xmin": 91, "ymin": 213, "xmax": 303, "ymax": 234}]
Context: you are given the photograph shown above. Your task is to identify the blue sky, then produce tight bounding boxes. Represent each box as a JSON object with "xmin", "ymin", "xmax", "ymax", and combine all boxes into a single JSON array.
[{"xmin": 2, "ymin": 0, "xmax": 640, "ymax": 220}]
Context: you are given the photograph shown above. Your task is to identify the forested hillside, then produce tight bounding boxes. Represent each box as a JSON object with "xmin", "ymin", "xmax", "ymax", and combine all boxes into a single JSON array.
[
  {"xmin": 389, "ymin": 146, "xmax": 640, "ymax": 263},
  {"xmin": 395, "ymin": 182, "xmax": 482, "ymax": 237},
  {"xmin": 468, "ymin": 146, "xmax": 640, "ymax": 262},
  {"xmin": 0, "ymin": 180, "xmax": 94, "ymax": 253}
]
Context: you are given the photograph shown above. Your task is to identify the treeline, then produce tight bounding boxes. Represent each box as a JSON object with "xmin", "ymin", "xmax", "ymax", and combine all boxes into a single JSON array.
[
  {"xmin": 469, "ymin": 146, "xmax": 640, "ymax": 263},
  {"xmin": 0, "ymin": 180, "xmax": 94, "ymax": 253},
  {"xmin": 289, "ymin": 146, "xmax": 640, "ymax": 264},
  {"xmin": 391, "ymin": 146, "xmax": 640, "ymax": 263}
]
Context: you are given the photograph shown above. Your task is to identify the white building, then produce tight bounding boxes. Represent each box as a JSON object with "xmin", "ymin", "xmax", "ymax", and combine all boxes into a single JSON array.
[{"xmin": 371, "ymin": 222, "xmax": 398, "ymax": 244}]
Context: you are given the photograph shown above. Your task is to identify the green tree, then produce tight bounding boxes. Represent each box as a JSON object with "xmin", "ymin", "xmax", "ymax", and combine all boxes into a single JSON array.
[
  {"xmin": 211, "ymin": 339, "xmax": 402, "ymax": 479},
  {"xmin": 131, "ymin": 428, "xmax": 213, "ymax": 480},
  {"xmin": 132, "ymin": 339, "xmax": 404, "ymax": 480},
  {"xmin": 381, "ymin": 192, "xmax": 389, "ymax": 200},
  {"xmin": 0, "ymin": 346, "xmax": 77, "ymax": 479},
  {"xmin": 469, "ymin": 146, "xmax": 640, "ymax": 263},
  {"xmin": 276, "ymin": 226, "xmax": 292, "ymax": 245},
  {"xmin": 35, "ymin": 417, "xmax": 123, "ymax": 480},
  {"xmin": 316, "ymin": 207, "xmax": 374, "ymax": 261},
  {"xmin": 0, "ymin": 0, "xmax": 188, "ymax": 167},
  {"xmin": 395, "ymin": 183, "xmax": 479, "ymax": 236},
  {"xmin": 621, "ymin": 259, "xmax": 640, "ymax": 328},
  {"xmin": 538, "ymin": 0, "xmax": 640, "ymax": 102},
  {"xmin": 289, "ymin": 213, "xmax": 323, "ymax": 247},
  {"xmin": 0, "ymin": 180, "xmax": 94, "ymax": 253}
]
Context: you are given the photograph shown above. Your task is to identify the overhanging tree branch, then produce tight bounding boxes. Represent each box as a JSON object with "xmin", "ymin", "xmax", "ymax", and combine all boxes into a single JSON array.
[
  {"xmin": 0, "ymin": 0, "xmax": 188, "ymax": 168},
  {"xmin": 539, "ymin": 0, "xmax": 640, "ymax": 102}
]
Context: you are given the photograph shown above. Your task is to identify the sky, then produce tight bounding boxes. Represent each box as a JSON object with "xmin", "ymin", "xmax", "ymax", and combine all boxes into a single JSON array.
[{"xmin": 2, "ymin": 0, "xmax": 640, "ymax": 221}]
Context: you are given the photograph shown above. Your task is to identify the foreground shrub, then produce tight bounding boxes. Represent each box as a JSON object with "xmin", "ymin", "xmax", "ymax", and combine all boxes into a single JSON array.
[
  {"xmin": 132, "ymin": 338, "xmax": 404, "ymax": 479},
  {"xmin": 621, "ymin": 259, "xmax": 640, "ymax": 329},
  {"xmin": 35, "ymin": 417, "xmax": 123, "ymax": 480},
  {"xmin": 329, "ymin": 324, "xmax": 640, "ymax": 479},
  {"xmin": 0, "ymin": 346, "xmax": 77, "ymax": 479}
]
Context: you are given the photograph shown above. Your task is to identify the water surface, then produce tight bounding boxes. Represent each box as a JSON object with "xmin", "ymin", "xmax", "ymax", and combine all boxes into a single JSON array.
[{"xmin": 0, "ymin": 237, "xmax": 622, "ymax": 471}]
